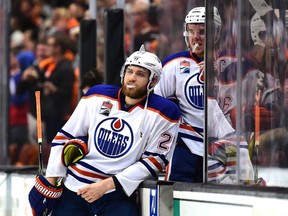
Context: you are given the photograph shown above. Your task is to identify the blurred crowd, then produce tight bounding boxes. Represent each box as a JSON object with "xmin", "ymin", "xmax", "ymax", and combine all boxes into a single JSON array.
[
  {"xmin": 7, "ymin": 0, "xmax": 288, "ymax": 190},
  {"xmin": 8, "ymin": 0, "xmax": 191, "ymax": 166}
]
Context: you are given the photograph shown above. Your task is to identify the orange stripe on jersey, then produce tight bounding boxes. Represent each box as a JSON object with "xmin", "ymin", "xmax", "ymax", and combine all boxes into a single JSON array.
[
  {"xmin": 54, "ymin": 135, "xmax": 68, "ymax": 140},
  {"xmin": 226, "ymin": 161, "xmax": 236, "ymax": 166},
  {"xmin": 147, "ymin": 107, "xmax": 180, "ymax": 123},
  {"xmin": 164, "ymin": 163, "xmax": 170, "ymax": 181},
  {"xmin": 180, "ymin": 124, "xmax": 203, "ymax": 137},
  {"xmin": 83, "ymin": 94, "xmax": 117, "ymax": 101},
  {"xmin": 53, "ymin": 135, "xmax": 68, "ymax": 140},
  {"xmin": 180, "ymin": 124, "xmax": 198, "ymax": 132},
  {"xmin": 208, "ymin": 166, "xmax": 227, "ymax": 178},
  {"xmin": 70, "ymin": 164, "xmax": 107, "ymax": 179},
  {"xmin": 148, "ymin": 157, "xmax": 163, "ymax": 171}
]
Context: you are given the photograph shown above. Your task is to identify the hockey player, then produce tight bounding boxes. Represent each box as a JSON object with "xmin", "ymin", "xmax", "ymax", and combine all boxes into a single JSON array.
[
  {"xmin": 215, "ymin": 11, "xmax": 280, "ymax": 132},
  {"xmin": 154, "ymin": 7, "xmax": 235, "ymax": 183},
  {"xmin": 28, "ymin": 45, "xmax": 180, "ymax": 216},
  {"xmin": 212, "ymin": 8, "xmax": 281, "ymax": 184}
]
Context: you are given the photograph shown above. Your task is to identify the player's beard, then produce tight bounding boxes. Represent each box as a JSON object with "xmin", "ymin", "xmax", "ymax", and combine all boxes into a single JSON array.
[{"xmin": 122, "ymin": 83, "xmax": 147, "ymax": 99}]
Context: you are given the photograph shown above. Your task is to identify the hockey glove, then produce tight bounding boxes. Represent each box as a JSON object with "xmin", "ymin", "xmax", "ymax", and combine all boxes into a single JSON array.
[
  {"xmin": 209, "ymin": 139, "xmax": 237, "ymax": 164},
  {"xmin": 28, "ymin": 175, "xmax": 63, "ymax": 216},
  {"xmin": 62, "ymin": 139, "xmax": 88, "ymax": 167}
]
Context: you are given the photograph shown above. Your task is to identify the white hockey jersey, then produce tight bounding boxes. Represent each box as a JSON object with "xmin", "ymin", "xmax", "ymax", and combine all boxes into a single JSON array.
[
  {"xmin": 46, "ymin": 84, "xmax": 180, "ymax": 196},
  {"xmin": 215, "ymin": 54, "xmax": 281, "ymax": 130},
  {"xmin": 154, "ymin": 51, "xmax": 234, "ymax": 157}
]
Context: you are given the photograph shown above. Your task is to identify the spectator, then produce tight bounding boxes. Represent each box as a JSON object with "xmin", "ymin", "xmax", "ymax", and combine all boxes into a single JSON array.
[
  {"xmin": 125, "ymin": 0, "xmax": 160, "ymax": 54},
  {"xmin": 80, "ymin": 68, "xmax": 104, "ymax": 94},
  {"xmin": 19, "ymin": 32, "xmax": 75, "ymax": 144},
  {"xmin": 9, "ymin": 51, "xmax": 30, "ymax": 165}
]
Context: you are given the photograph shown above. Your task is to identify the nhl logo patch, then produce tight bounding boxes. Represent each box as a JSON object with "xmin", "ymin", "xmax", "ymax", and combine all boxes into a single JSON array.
[
  {"xmin": 100, "ymin": 101, "xmax": 113, "ymax": 116},
  {"xmin": 180, "ymin": 60, "xmax": 190, "ymax": 74}
]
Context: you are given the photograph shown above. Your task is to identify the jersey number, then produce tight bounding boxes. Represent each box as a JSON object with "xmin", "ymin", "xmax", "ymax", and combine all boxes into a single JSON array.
[{"xmin": 158, "ymin": 132, "xmax": 172, "ymax": 151}]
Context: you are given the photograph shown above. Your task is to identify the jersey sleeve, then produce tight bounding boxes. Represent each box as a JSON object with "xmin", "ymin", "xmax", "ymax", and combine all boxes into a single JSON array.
[
  {"xmin": 46, "ymin": 96, "xmax": 91, "ymax": 177},
  {"xmin": 115, "ymin": 108, "xmax": 180, "ymax": 196},
  {"xmin": 207, "ymin": 98, "xmax": 235, "ymax": 138}
]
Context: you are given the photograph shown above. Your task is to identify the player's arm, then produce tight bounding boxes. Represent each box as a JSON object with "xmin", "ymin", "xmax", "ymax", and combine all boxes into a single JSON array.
[
  {"xmin": 45, "ymin": 96, "xmax": 91, "ymax": 177},
  {"xmin": 77, "ymin": 177, "xmax": 116, "ymax": 203},
  {"xmin": 28, "ymin": 175, "xmax": 63, "ymax": 216}
]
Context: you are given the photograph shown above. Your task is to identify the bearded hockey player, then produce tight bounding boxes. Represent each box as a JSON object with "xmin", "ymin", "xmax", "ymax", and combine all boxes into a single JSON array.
[{"xmin": 28, "ymin": 45, "xmax": 180, "ymax": 216}]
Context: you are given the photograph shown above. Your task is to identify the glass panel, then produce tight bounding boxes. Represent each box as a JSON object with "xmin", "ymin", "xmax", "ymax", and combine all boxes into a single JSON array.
[{"xmin": 206, "ymin": 0, "xmax": 288, "ymax": 187}]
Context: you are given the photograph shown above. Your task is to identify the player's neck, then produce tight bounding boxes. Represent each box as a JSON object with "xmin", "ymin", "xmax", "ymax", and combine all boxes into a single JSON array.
[{"xmin": 125, "ymin": 96, "xmax": 146, "ymax": 106}]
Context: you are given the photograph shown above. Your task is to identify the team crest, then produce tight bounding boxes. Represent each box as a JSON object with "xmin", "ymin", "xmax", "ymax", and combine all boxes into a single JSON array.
[
  {"xmin": 94, "ymin": 117, "xmax": 134, "ymax": 158},
  {"xmin": 100, "ymin": 101, "xmax": 113, "ymax": 116},
  {"xmin": 180, "ymin": 60, "xmax": 190, "ymax": 74},
  {"xmin": 184, "ymin": 73, "xmax": 204, "ymax": 109}
]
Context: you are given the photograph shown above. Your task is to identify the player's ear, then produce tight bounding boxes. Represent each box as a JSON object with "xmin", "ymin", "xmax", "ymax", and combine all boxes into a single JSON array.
[{"xmin": 150, "ymin": 75, "xmax": 159, "ymax": 88}]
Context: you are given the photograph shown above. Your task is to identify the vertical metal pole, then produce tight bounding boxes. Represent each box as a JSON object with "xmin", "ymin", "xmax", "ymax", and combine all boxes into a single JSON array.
[
  {"xmin": 0, "ymin": 0, "xmax": 10, "ymax": 165},
  {"xmin": 117, "ymin": 0, "xmax": 125, "ymax": 9},
  {"xmin": 236, "ymin": 0, "xmax": 242, "ymax": 184},
  {"xmin": 89, "ymin": 0, "xmax": 97, "ymax": 19},
  {"xmin": 204, "ymin": 0, "xmax": 214, "ymax": 183}
]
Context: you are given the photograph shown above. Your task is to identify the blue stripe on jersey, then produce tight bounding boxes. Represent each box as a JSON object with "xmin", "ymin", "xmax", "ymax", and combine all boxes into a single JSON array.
[
  {"xmin": 58, "ymin": 129, "xmax": 88, "ymax": 141},
  {"xmin": 77, "ymin": 161, "xmax": 109, "ymax": 175},
  {"xmin": 143, "ymin": 151, "xmax": 169, "ymax": 166},
  {"xmin": 158, "ymin": 154, "xmax": 169, "ymax": 166},
  {"xmin": 147, "ymin": 94, "xmax": 180, "ymax": 121},
  {"xmin": 188, "ymin": 126, "xmax": 203, "ymax": 134},
  {"xmin": 178, "ymin": 132, "xmax": 203, "ymax": 142},
  {"xmin": 59, "ymin": 129, "xmax": 74, "ymax": 139},
  {"xmin": 162, "ymin": 51, "xmax": 203, "ymax": 67},
  {"xmin": 51, "ymin": 129, "xmax": 89, "ymax": 147},
  {"xmin": 67, "ymin": 169, "xmax": 95, "ymax": 184},
  {"xmin": 162, "ymin": 51, "xmax": 191, "ymax": 66},
  {"xmin": 226, "ymin": 170, "xmax": 236, "ymax": 174},
  {"xmin": 139, "ymin": 160, "xmax": 157, "ymax": 179},
  {"xmin": 208, "ymin": 161, "xmax": 224, "ymax": 170},
  {"xmin": 85, "ymin": 84, "xmax": 120, "ymax": 99}
]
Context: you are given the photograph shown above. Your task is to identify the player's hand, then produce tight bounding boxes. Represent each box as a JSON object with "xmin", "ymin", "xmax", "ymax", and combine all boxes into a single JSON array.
[
  {"xmin": 198, "ymin": 61, "xmax": 205, "ymax": 81},
  {"xmin": 77, "ymin": 177, "xmax": 115, "ymax": 203},
  {"xmin": 62, "ymin": 139, "xmax": 88, "ymax": 167},
  {"xmin": 209, "ymin": 139, "xmax": 237, "ymax": 164},
  {"xmin": 28, "ymin": 175, "xmax": 63, "ymax": 216}
]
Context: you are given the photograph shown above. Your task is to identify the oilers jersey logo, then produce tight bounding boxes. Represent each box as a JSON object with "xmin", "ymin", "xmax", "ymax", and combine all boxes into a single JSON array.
[
  {"xmin": 94, "ymin": 117, "xmax": 134, "ymax": 158},
  {"xmin": 184, "ymin": 73, "xmax": 204, "ymax": 109}
]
